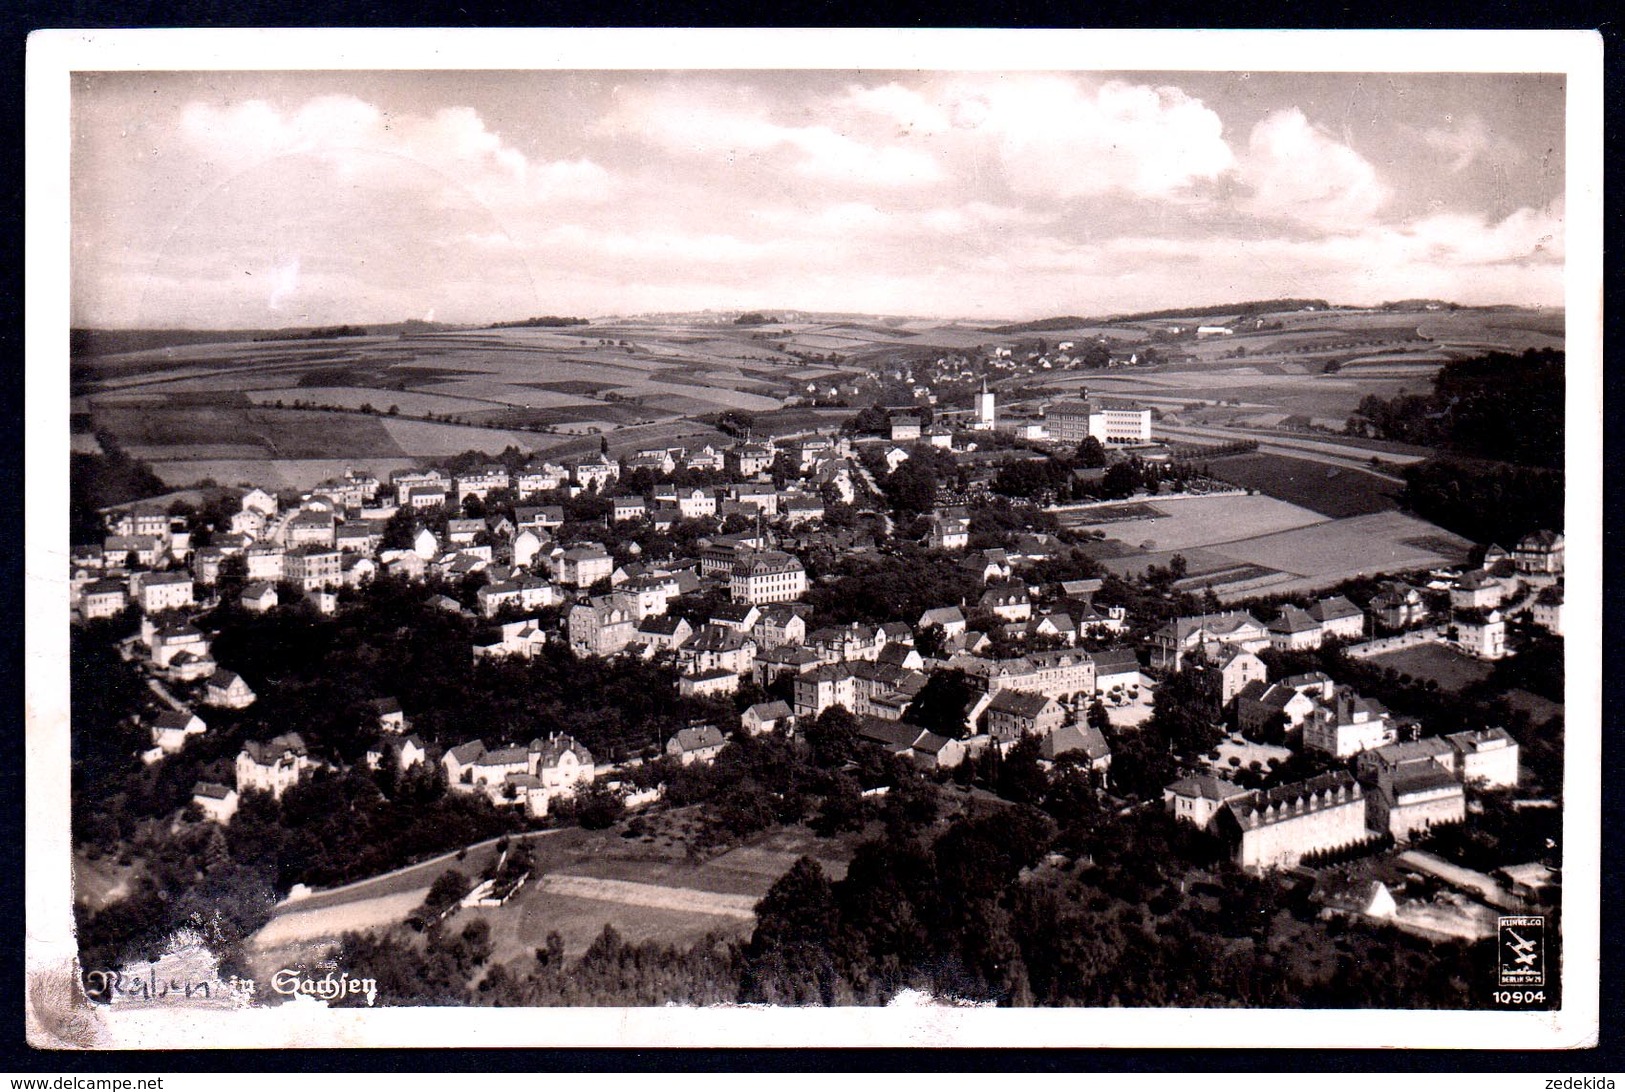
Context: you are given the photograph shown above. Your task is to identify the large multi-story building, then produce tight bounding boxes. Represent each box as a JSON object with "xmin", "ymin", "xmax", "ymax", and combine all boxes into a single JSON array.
[
  {"xmin": 1045, "ymin": 399, "xmax": 1152, "ymax": 446},
  {"xmin": 731, "ymin": 550, "xmax": 807, "ymax": 604},
  {"xmin": 568, "ymin": 598, "xmax": 639, "ymax": 657},
  {"xmin": 1219, "ymin": 772, "xmax": 1369, "ymax": 872},
  {"xmin": 285, "ymin": 545, "xmax": 343, "ymax": 591}
]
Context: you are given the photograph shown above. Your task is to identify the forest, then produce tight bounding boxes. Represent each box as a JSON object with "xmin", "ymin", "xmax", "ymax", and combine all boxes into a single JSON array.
[{"xmin": 1344, "ymin": 350, "xmax": 1565, "ymax": 544}]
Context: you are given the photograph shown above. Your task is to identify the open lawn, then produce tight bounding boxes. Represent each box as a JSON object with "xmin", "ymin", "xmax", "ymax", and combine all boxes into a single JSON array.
[
  {"xmin": 1366, "ymin": 644, "xmax": 1494, "ymax": 692},
  {"xmin": 1206, "ymin": 453, "xmax": 1402, "ymax": 518}
]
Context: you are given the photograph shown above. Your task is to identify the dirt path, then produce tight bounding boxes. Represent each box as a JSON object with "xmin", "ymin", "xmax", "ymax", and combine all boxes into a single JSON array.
[{"xmin": 251, "ymin": 889, "xmax": 428, "ymax": 949}]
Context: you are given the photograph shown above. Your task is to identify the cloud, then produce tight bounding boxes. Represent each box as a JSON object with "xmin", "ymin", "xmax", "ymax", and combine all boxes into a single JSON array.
[
  {"xmin": 848, "ymin": 76, "xmax": 1235, "ymax": 201},
  {"xmin": 1417, "ymin": 114, "xmax": 1523, "ymax": 174},
  {"xmin": 1237, "ymin": 108, "xmax": 1390, "ymax": 229},
  {"xmin": 606, "ymin": 86, "xmax": 941, "ymax": 188},
  {"xmin": 177, "ymin": 96, "xmax": 612, "ymax": 206}
]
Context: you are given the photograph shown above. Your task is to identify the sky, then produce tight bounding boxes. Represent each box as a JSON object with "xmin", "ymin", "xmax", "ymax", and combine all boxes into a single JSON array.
[{"xmin": 70, "ymin": 69, "xmax": 1566, "ymax": 328}]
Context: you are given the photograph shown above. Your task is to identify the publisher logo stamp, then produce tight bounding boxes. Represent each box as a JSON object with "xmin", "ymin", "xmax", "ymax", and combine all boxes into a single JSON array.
[{"xmin": 1498, "ymin": 915, "xmax": 1545, "ymax": 986}]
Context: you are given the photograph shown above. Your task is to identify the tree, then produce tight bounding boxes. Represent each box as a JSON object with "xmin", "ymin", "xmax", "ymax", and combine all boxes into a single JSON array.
[
  {"xmin": 740, "ymin": 857, "xmax": 844, "ymax": 1004},
  {"xmin": 904, "ymin": 669, "xmax": 979, "ymax": 739},
  {"xmin": 1100, "ymin": 462, "xmax": 1140, "ymax": 500},
  {"xmin": 805, "ymin": 706, "xmax": 860, "ymax": 768},
  {"xmin": 1076, "ymin": 437, "xmax": 1108, "ymax": 468}
]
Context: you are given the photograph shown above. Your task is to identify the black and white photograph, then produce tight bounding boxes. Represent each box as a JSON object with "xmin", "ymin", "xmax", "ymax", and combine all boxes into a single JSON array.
[{"xmin": 25, "ymin": 28, "xmax": 1602, "ymax": 1050}]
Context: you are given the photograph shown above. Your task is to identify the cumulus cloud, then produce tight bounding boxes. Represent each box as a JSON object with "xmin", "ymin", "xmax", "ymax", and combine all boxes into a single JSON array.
[
  {"xmin": 847, "ymin": 75, "xmax": 1235, "ymax": 201},
  {"xmin": 178, "ymin": 96, "xmax": 612, "ymax": 205},
  {"xmin": 1237, "ymin": 108, "xmax": 1390, "ymax": 229},
  {"xmin": 606, "ymin": 87, "xmax": 941, "ymax": 187}
]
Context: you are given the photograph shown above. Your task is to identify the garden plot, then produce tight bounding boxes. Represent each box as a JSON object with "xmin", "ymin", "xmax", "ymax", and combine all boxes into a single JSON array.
[
  {"xmin": 605, "ymin": 381, "xmax": 780, "ymax": 412},
  {"xmin": 148, "ymin": 457, "xmax": 426, "ymax": 491}
]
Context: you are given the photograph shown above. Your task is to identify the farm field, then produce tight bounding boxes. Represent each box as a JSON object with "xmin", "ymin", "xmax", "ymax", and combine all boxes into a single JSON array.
[
  {"xmin": 1216, "ymin": 511, "xmax": 1473, "ymax": 579},
  {"xmin": 1365, "ymin": 644, "xmax": 1495, "ymax": 692},
  {"xmin": 244, "ymin": 386, "xmax": 501, "ymax": 415},
  {"xmin": 1093, "ymin": 507, "xmax": 1472, "ymax": 603},
  {"xmin": 1076, "ymin": 494, "xmax": 1330, "ymax": 553},
  {"xmin": 1205, "ymin": 453, "xmax": 1403, "ymax": 518}
]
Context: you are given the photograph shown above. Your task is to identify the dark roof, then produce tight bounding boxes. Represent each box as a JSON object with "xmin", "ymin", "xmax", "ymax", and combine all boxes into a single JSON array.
[
  {"xmin": 1165, "ymin": 774, "xmax": 1246, "ymax": 801},
  {"xmin": 745, "ymin": 700, "xmax": 792, "ymax": 721},
  {"xmin": 987, "ymin": 690, "xmax": 1055, "ymax": 718},
  {"xmin": 1090, "ymin": 648, "xmax": 1140, "ymax": 674}
]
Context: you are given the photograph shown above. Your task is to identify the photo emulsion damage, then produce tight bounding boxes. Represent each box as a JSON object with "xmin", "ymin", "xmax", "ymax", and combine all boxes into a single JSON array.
[{"xmin": 27, "ymin": 29, "xmax": 1600, "ymax": 1050}]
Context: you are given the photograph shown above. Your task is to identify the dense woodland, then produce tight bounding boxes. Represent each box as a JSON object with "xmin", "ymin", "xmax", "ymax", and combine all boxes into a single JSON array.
[{"xmin": 1345, "ymin": 350, "xmax": 1565, "ymax": 544}]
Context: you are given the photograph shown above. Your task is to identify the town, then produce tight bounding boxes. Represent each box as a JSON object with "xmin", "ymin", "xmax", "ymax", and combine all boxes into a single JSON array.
[{"xmin": 69, "ymin": 342, "xmax": 1565, "ymax": 1009}]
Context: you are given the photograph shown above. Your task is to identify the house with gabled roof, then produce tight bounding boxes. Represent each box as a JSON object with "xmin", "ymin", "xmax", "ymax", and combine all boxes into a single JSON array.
[
  {"xmin": 205, "ymin": 669, "xmax": 256, "ymax": 710},
  {"xmin": 918, "ymin": 606, "xmax": 967, "ymax": 638},
  {"xmin": 1267, "ymin": 606, "xmax": 1324, "ymax": 651},
  {"xmin": 442, "ymin": 740, "xmax": 486, "ymax": 786},
  {"xmin": 666, "ymin": 724, "xmax": 727, "ymax": 765},
  {"xmin": 1164, "ymin": 774, "xmax": 1252, "ymax": 830},
  {"xmin": 1513, "ymin": 530, "xmax": 1563, "ymax": 575},
  {"xmin": 530, "ymin": 733, "xmax": 595, "ymax": 794},
  {"xmin": 1149, "ymin": 611, "xmax": 1270, "ymax": 669},
  {"xmin": 191, "ymin": 781, "xmax": 240, "ymax": 824},
  {"xmin": 1040, "ymin": 724, "xmax": 1111, "ymax": 771},
  {"xmin": 236, "ymin": 733, "xmax": 312, "ymax": 799},
  {"xmin": 1307, "ymin": 595, "xmax": 1365, "ymax": 640},
  {"xmin": 986, "ymin": 690, "xmax": 1064, "ymax": 748},
  {"xmin": 741, "ymin": 700, "xmax": 794, "ymax": 736},
  {"xmin": 978, "ymin": 584, "xmax": 1032, "ymax": 622}
]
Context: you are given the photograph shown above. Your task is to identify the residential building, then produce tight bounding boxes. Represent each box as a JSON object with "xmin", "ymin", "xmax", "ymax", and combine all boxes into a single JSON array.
[
  {"xmin": 1368, "ymin": 582, "xmax": 1429, "ymax": 631},
  {"xmin": 679, "ymin": 669, "xmax": 740, "ymax": 698},
  {"xmin": 530, "ymin": 733, "xmax": 595, "ymax": 795},
  {"xmin": 1164, "ymin": 774, "xmax": 1251, "ymax": 830},
  {"xmin": 1267, "ymin": 606, "xmax": 1324, "ymax": 651},
  {"xmin": 286, "ymin": 545, "xmax": 343, "ymax": 591},
  {"xmin": 679, "ymin": 624, "xmax": 757, "ymax": 676},
  {"xmin": 635, "ymin": 614, "xmax": 693, "ymax": 654},
  {"xmin": 1039, "ymin": 724, "xmax": 1111, "ymax": 771},
  {"xmin": 1531, "ymin": 585, "xmax": 1564, "ymax": 635},
  {"xmin": 856, "ymin": 719, "xmax": 965, "ymax": 770},
  {"xmin": 245, "ymin": 543, "xmax": 286, "ymax": 582},
  {"xmin": 515, "ymin": 464, "xmax": 569, "ymax": 496},
  {"xmin": 235, "ymin": 733, "xmax": 313, "ymax": 800},
  {"xmin": 150, "ymin": 623, "xmax": 209, "ymax": 669},
  {"xmin": 918, "ymin": 606, "xmax": 967, "ymax": 638},
  {"xmin": 1149, "ymin": 611, "xmax": 1270, "ymax": 669},
  {"xmin": 1449, "ymin": 609, "xmax": 1507, "ymax": 659},
  {"xmin": 1513, "ymin": 530, "xmax": 1564, "ymax": 576},
  {"xmin": 727, "ymin": 444, "xmax": 774, "ymax": 477},
  {"xmin": 1301, "ymin": 687, "xmax": 1398, "ymax": 758},
  {"xmin": 205, "ymin": 669, "xmax": 256, "ymax": 710},
  {"xmin": 572, "ymin": 455, "xmax": 621, "ymax": 491},
  {"xmin": 1307, "ymin": 596, "xmax": 1366, "ymax": 640},
  {"xmin": 751, "ymin": 604, "xmax": 807, "ymax": 650},
  {"xmin": 889, "ymin": 416, "xmax": 922, "ymax": 442},
  {"xmin": 455, "ymin": 466, "xmax": 510, "ymax": 502},
  {"xmin": 150, "ymin": 711, "xmax": 206, "ymax": 755},
  {"xmin": 741, "ymin": 700, "xmax": 794, "ymax": 736},
  {"xmin": 80, "ymin": 579, "xmax": 128, "ymax": 620},
  {"xmin": 285, "ymin": 510, "xmax": 337, "ymax": 548},
  {"xmin": 986, "ymin": 690, "xmax": 1065, "ymax": 748},
  {"xmin": 1445, "ymin": 727, "xmax": 1521, "ymax": 788},
  {"xmin": 1367, "ymin": 764, "xmax": 1464, "ymax": 842},
  {"xmin": 557, "ymin": 543, "xmax": 614, "ymax": 588},
  {"xmin": 1090, "ymin": 647, "xmax": 1144, "ymax": 698},
  {"xmin": 979, "ymin": 584, "xmax": 1032, "ymax": 622},
  {"xmin": 191, "ymin": 782, "xmax": 240, "ymax": 824},
  {"xmin": 612, "ymin": 496, "xmax": 648, "ymax": 523},
  {"xmin": 472, "ymin": 617, "xmax": 550, "ymax": 660},
  {"xmin": 1218, "ymin": 772, "xmax": 1369, "ymax": 872},
  {"xmin": 139, "ymin": 571, "xmax": 195, "ymax": 614},
  {"xmin": 666, "ymin": 725, "xmax": 727, "ymax": 765},
  {"xmin": 240, "ymin": 581, "xmax": 279, "ymax": 613},
  {"xmin": 568, "ymin": 598, "xmax": 639, "ymax": 656},
  {"xmin": 794, "ymin": 663, "xmax": 858, "ymax": 719},
  {"xmin": 927, "ymin": 512, "xmax": 971, "ymax": 550}
]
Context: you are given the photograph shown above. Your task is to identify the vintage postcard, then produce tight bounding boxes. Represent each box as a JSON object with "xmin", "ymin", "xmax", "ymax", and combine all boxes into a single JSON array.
[{"xmin": 25, "ymin": 28, "xmax": 1602, "ymax": 1049}]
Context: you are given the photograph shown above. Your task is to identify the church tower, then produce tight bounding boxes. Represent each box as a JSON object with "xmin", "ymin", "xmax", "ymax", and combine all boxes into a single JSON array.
[{"xmin": 976, "ymin": 379, "xmax": 996, "ymax": 430}]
